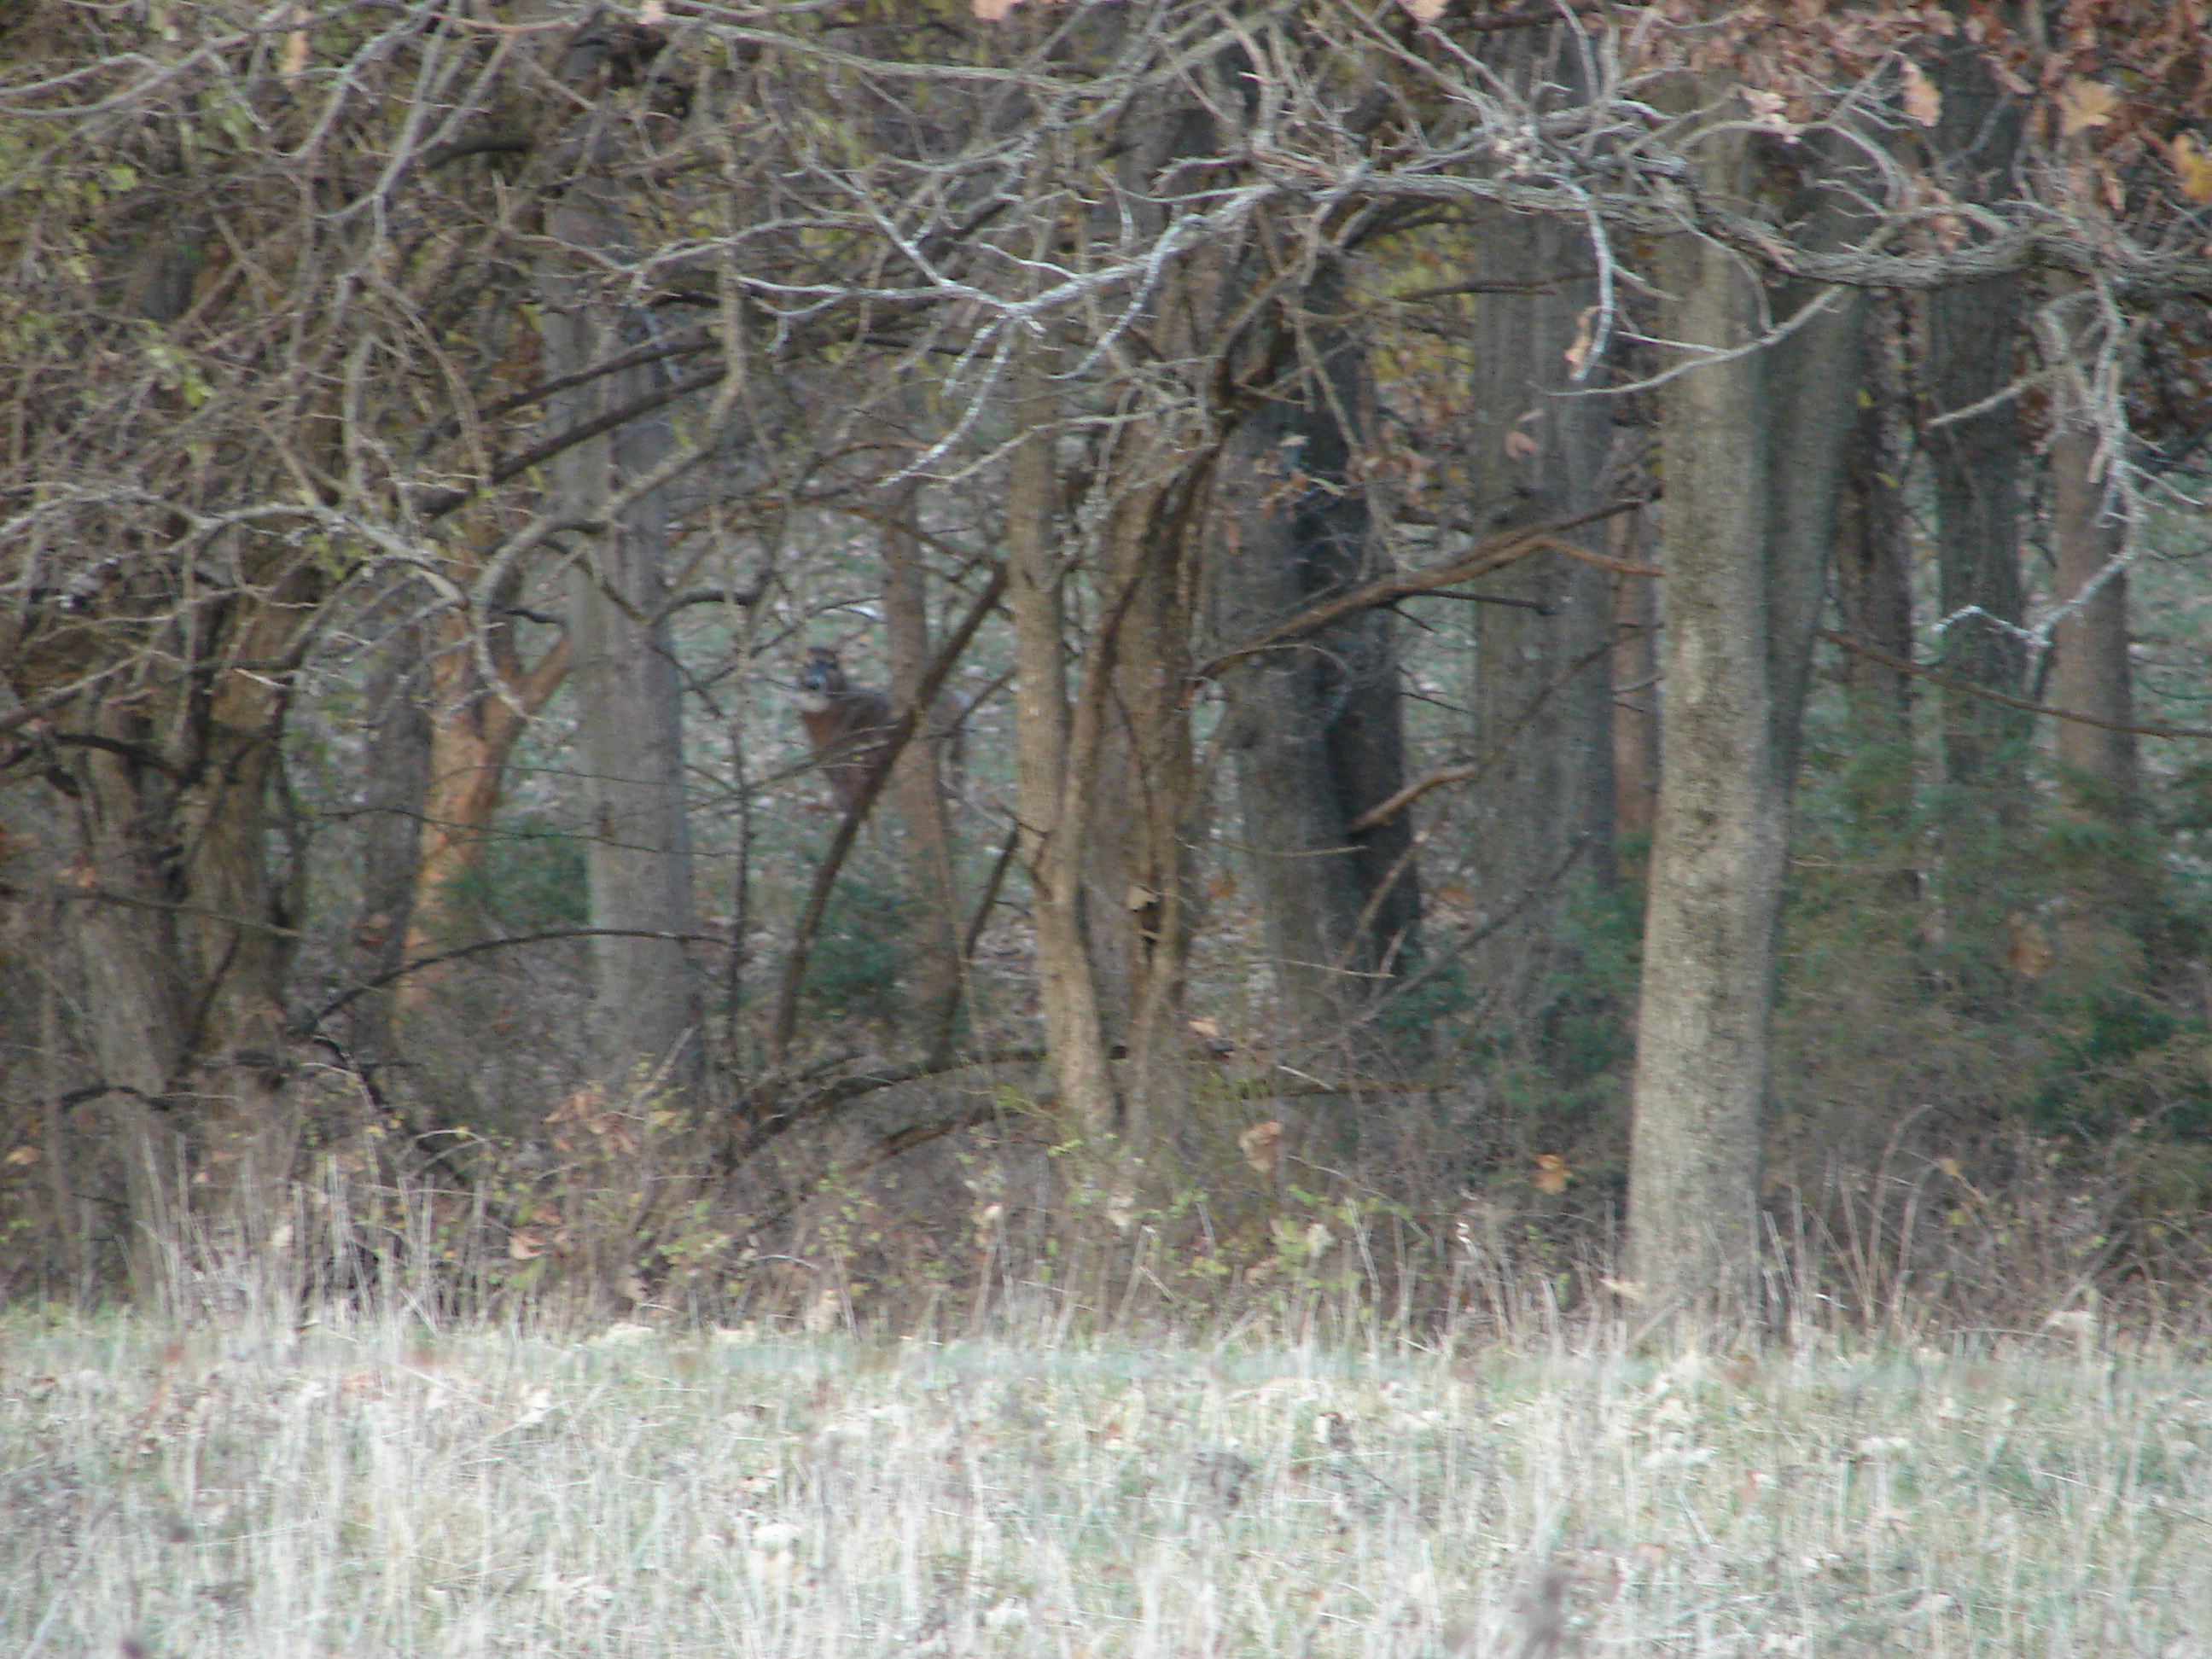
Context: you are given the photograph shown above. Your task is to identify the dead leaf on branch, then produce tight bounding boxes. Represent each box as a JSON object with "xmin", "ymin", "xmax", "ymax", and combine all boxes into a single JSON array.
[
  {"xmin": 1399, "ymin": 0, "xmax": 1449, "ymax": 20},
  {"xmin": 2005, "ymin": 913, "xmax": 2053, "ymax": 980},
  {"xmin": 2059, "ymin": 78, "xmax": 2120, "ymax": 138},
  {"xmin": 1533, "ymin": 1153, "xmax": 1572, "ymax": 1195},
  {"xmin": 1239, "ymin": 1119, "xmax": 1283, "ymax": 1178},
  {"xmin": 2173, "ymin": 133, "xmax": 2212, "ymax": 205},
  {"xmin": 1743, "ymin": 88, "xmax": 1800, "ymax": 139},
  {"xmin": 1899, "ymin": 61, "xmax": 1941, "ymax": 129},
  {"xmin": 1563, "ymin": 306, "xmax": 1599, "ymax": 376},
  {"xmin": 279, "ymin": 4, "xmax": 309, "ymax": 78}
]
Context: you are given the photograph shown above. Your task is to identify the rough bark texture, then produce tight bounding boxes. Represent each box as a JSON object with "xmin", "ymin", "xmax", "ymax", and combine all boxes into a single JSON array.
[
  {"xmin": 394, "ymin": 562, "xmax": 568, "ymax": 1019},
  {"xmin": 1080, "ymin": 466, "xmax": 1206, "ymax": 1144},
  {"xmin": 26, "ymin": 547, "xmax": 317, "ymax": 1295},
  {"xmin": 1007, "ymin": 339, "xmax": 1118, "ymax": 1134},
  {"xmin": 541, "ymin": 165, "xmax": 701, "ymax": 1092},
  {"xmin": 1464, "ymin": 208, "xmax": 1617, "ymax": 992},
  {"xmin": 2045, "ymin": 282, "xmax": 2146, "ymax": 966},
  {"xmin": 1214, "ymin": 267, "xmax": 1420, "ymax": 1046},
  {"xmin": 1627, "ymin": 106, "xmax": 1781, "ymax": 1325}
]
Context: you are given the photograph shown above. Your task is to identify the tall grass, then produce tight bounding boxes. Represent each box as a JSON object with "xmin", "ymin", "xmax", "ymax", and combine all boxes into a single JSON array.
[{"xmin": 5, "ymin": 1288, "xmax": 2209, "ymax": 1657}]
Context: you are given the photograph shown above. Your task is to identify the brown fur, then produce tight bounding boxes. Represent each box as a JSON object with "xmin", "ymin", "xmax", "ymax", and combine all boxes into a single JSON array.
[{"xmin": 796, "ymin": 647, "xmax": 899, "ymax": 811}]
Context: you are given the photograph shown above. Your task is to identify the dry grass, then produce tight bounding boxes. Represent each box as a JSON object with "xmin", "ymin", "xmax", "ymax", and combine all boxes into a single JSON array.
[{"xmin": 4, "ymin": 1299, "xmax": 2209, "ymax": 1657}]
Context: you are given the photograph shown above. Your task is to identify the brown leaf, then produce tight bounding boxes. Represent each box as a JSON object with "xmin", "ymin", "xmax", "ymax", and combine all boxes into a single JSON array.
[
  {"xmin": 1533, "ymin": 1153, "xmax": 1572, "ymax": 1195},
  {"xmin": 1899, "ymin": 61, "xmax": 1941, "ymax": 128},
  {"xmin": 1239, "ymin": 1119, "xmax": 1283, "ymax": 1178},
  {"xmin": 1563, "ymin": 306, "xmax": 1599, "ymax": 376},
  {"xmin": 1399, "ymin": 0, "xmax": 1448, "ymax": 20},
  {"xmin": 508, "ymin": 1230, "xmax": 544, "ymax": 1261},
  {"xmin": 2172, "ymin": 133, "xmax": 2212, "ymax": 205},
  {"xmin": 2058, "ymin": 78, "xmax": 2119, "ymax": 137},
  {"xmin": 2005, "ymin": 913, "xmax": 2053, "ymax": 980},
  {"xmin": 279, "ymin": 3, "xmax": 309, "ymax": 77}
]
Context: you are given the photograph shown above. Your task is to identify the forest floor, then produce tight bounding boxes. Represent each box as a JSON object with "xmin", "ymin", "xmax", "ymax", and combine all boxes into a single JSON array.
[{"xmin": 3, "ymin": 1306, "xmax": 2208, "ymax": 1657}]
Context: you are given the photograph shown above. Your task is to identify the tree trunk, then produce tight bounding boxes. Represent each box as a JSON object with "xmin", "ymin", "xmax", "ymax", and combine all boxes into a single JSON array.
[
  {"xmin": 1761, "ymin": 135, "xmax": 1871, "ymax": 789},
  {"xmin": 346, "ymin": 598, "xmax": 431, "ymax": 1063},
  {"xmin": 1924, "ymin": 41, "xmax": 2030, "ymax": 985},
  {"xmin": 1831, "ymin": 298, "xmax": 1914, "ymax": 847},
  {"xmin": 1008, "ymin": 335, "xmax": 1119, "ymax": 1135},
  {"xmin": 1464, "ymin": 209, "xmax": 1617, "ymax": 994},
  {"xmin": 1627, "ymin": 102, "xmax": 1781, "ymax": 1326},
  {"xmin": 1610, "ymin": 504, "xmax": 1661, "ymax": 860},
  {"xmin": 1077, "ymin": 463, "xmax": 1207, "ymax": 1145},
  {"xmin": 1627, "ymin": 104, "xmax": 1871, "ymax": 1325},
  {"xmin": 1214, "ymin": 265, "xmax": 1419, "ymax": 1050},
  {"xmin": 2044, "ymin": 280, "xmax": 2146, "ymax": 967},
  {"xmin": 393, "ymin": 598, "xmax": 568, "ymax": 1015},
  {"xmin": 881, "ymin": 485, "xmax": 964, "ymax": 1056},
  {"xmin": 538, "ymin": 161, "xmax": 701, "ymax": 1094}
]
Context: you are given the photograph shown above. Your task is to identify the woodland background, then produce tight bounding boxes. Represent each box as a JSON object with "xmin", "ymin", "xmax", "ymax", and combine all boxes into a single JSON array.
[{"xmin": 3, "ymin": 0, "xmax": 2211, "ymax": 1336}]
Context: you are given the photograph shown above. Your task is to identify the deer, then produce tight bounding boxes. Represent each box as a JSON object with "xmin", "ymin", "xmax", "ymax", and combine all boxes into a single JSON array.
[{"xmin": 794, "ymin": 645, "xmax": 962, "ymax": 812}]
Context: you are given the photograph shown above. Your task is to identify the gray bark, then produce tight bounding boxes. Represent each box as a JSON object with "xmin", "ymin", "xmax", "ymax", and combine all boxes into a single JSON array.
[
  {"xmin": 1626, "ymin": 111, "xmax": 1778, "ymax": 1322},
  {"xmin": 1610, "ymin": 498, "xmax": 1661, "ymax": 856},
  {"xmin": 345, "ymin": 596, "xmax": 431, "ymax": 1063},
  {"xmin": 1924, "ymin": 40, "xmax": 2031, "ymax": 980},
  {"xmin": 539, "ymin": 128, "xmax": 701, "ymax": 1093},
  {"xmin": 1464, "ymin": 208, "xmax": 1617, "ymax": 988},
  {"xmin": 1214, "ymin": 266, "xmax": 1420, "ymax": 1045},
  {"xmin": 2045, "ymin": 280, "xmax": 2147, "ymax": 963},
  {"xmin": 881, "ymin": 486, "xmax": 963, "ymax": 1055},
  {"xmin": 1762, "ymin": 132, "xmax": 1872, "ymax": 787},
  {"xmin": 1831, "ymin": 299, "xmax": 1915, "ymax": 847},
  {"xmin": 1626, "ymin": 108, "xmax": 1873, "ymax": 1324},
  {"xmin": 1007, "ymin": 335, "xmax": 1118, "ymax": 1134}
]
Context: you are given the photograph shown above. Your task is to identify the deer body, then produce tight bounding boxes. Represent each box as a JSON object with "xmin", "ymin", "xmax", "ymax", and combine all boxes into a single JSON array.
[{"xmin": 795, "ymin": 646, "xmax": 965, "ymax": 812}]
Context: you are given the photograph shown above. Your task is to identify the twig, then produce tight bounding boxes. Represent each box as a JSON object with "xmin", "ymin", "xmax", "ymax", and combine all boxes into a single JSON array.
[
  {"xmin": 1817, "ymin": 628, "xmax": 2212, "ymax": 741},
  {"xmin": 1193, "ymin": 502, "xmax": 1639, "ymax": 684}
]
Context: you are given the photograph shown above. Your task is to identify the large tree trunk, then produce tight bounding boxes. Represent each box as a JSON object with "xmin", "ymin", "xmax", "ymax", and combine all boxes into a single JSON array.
[
  {"xmin": 1214, "ymin": 265, "xmax": 1419, "ymax": 1050},
  {"xmin": 2044, "ymin": 280, "xmax": 2147, "ymax": 968},
  {"xmin": 1626, "ymin": 109, "xmax": 1780, "ymax": 1323},
  {"xmin": 538, "ymin": 133, "xmax": 701, "ymax": 1094},
  {"xmin": 1627, "ymin": 108, "xmax": 1871, "ymax": 1324},
  {"xmin": 1076, "ymin": 459, "xmax": 1207, "ymax": 1145},
  {"xmin": 1463, "ymin": 209, "xmax": 1617, "ymax": 997},
  {"xmin": 30, "ymin": 548, "xmax": 317, "ymax": 1296},
  {"xmin": 393, "ymin": 592, "xmax": 568, "ymax": 1016},
  {"xmin": 1924, "ymin": 41, "xmax": 2030, "ymax": 986}
]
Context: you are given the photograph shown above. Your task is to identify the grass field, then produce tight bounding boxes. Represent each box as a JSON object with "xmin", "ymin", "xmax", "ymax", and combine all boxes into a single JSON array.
[{"xmin": 3, "ymin": 1304, "xmax": 2209, "ymax": 1657}]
